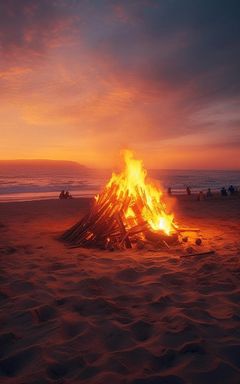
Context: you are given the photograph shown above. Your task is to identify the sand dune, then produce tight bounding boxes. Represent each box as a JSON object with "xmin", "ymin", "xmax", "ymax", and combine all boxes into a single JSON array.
[{"xmin": 0, "ymin": 195, "xmax": 240, "ymax": 383}]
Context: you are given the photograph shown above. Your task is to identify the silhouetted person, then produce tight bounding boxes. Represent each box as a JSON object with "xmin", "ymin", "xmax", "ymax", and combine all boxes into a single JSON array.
[
  {"xmin": 197, "ymin": 191, "xmax": 205, "ymax": 201},
  {"xmin": 59, "ymin": 190, "xmax": 65, "ymax": 199},
  {"xmin": 221, "ymin": 187, "xmax": 228, "ymax": 196},
  {"xmin": 228, "ymin": 185, "xmax": 235, "ymax": 195},
  {"xmin": 186, "ymin": 186, "xmax": 191, "ymax": 195},
  {"xmin": 206, "ymin": 188, "xmax": 213, "ymax": 198},
  {"xmin": 64, "ymin": 191, "xmax": 73, "ymax": 199},
  {"xmin": 167, "ymin": 187, "xmax": 172, "ymax": 195}
]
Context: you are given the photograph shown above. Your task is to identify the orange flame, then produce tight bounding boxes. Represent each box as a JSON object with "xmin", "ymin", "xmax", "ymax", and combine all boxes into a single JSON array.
[{"xmin": 97, "ymin": 150, "xmax": 176, "ymax": 236}]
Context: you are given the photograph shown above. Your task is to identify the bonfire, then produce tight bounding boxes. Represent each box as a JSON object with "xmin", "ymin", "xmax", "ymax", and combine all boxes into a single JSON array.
[{"xmin": 61, "ymin": 150, "xmax": 180, "ymax": 249}]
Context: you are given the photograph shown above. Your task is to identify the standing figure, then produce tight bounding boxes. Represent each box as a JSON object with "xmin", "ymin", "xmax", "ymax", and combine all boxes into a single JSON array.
[
  {"xmin": 228, "ymin": 185, "xmax": 235, "ymax": 195},
  {"xmin": 206, "ymin": 188, "xmax": 213, "ymax": 198},
  {"xmin": 197, "ymin": 191, "xmax": 205, "ymax": 201},
  {"xmin": 221, "ymin": 187, "xmax": 228, "ymax": 196}
]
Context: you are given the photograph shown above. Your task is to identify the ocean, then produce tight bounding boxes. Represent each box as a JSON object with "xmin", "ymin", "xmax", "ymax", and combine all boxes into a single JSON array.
[{"xmin": 0, "ymin": 168, "xmax": 239, "ymax": 202}]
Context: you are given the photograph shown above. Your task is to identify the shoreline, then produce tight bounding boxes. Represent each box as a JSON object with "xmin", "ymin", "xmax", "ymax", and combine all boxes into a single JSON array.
[{"xmin": 0, "ymin": 190, "xmax": 239, "ymax": 203}]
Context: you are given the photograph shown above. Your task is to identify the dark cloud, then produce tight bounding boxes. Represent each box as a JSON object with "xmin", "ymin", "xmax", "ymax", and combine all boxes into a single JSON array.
[
  {"xmin": 1, "ymin": 0, "xmax": 239, "ymax": 102},
  {"xmin": 0, "ymin": 0, "xmax": 72, "ymax": 64},
  {"xmin": 73, "ymin": 0, "xmax": 240, "ymax": 103}
]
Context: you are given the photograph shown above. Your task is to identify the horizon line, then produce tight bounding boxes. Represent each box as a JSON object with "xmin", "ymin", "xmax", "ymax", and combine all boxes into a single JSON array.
[{"xmin": 0, "ymin": 158, "xmax": 239, "ymax": 172}]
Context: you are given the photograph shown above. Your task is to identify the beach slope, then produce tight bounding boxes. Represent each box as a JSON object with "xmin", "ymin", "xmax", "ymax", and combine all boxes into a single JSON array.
[{"xmin": 0, "ymin": 196, "xmax": 240, "ymax": 383}]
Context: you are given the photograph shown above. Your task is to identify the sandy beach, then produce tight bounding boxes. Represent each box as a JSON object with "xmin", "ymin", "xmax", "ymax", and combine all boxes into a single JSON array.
[{"xmin": 0, "ymin": 195, "xmax": 240, "ymax": 384}]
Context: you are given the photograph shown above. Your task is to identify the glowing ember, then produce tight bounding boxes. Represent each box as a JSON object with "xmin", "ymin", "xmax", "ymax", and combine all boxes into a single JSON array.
[{"xmin": 61, "ymin": 150, "xmax": 178, "ymax": 249}]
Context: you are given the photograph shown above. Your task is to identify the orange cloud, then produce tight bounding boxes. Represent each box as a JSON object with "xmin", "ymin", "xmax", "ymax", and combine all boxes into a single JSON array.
[{"xmin": 0, "ymin": 1, "xmax": 239, "ymax": 170}]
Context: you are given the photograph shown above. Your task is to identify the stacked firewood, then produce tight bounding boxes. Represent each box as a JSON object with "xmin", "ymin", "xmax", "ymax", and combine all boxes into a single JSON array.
[{"xmin": 60, "ymin": 183, "xmax": 179, "ymax": 250}]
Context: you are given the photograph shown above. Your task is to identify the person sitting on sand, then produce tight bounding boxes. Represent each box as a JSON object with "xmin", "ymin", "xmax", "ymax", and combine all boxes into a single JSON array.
[
  {"xmin": 186, "ymin": 186, "xmax": 191, "ymax": 195},
  {"xmin": 206, "ymin": 188, "xmax": 213, "ymax": 198},
  {"xmin": 221, "ymin": 187, "xmax": 228, "ymax": 196},
  {"xmin": 59, "ymin": 190, "xmax": 65, "ymax": 199},
  {"xmin": 64, "ymin": 191, "xmax": 73, "ymax": 199}
]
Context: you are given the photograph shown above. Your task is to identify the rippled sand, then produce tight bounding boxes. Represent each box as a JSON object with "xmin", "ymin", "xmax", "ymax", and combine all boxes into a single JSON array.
[{"xmin": 0, "ymin": 195, "xmax": 240, "ymax": 383}]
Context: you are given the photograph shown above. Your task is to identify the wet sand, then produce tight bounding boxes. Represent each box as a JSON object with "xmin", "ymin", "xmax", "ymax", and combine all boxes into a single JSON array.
[{"xmin": 0, "ymin": 195, "xmax": 240, "ymax": 383}]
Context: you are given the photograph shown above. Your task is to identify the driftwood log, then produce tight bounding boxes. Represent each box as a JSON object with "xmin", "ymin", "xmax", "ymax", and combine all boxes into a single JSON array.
[{"xmin": 181, "ymin": 251, "xmax": 215, "ymax": 258}]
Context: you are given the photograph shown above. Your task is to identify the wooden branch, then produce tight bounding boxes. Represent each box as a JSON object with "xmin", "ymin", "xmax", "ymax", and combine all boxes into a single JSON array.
[
  {"xmin": 162, "ymin": 240, "xmax": 170, "ymax": 249},
  {"xmin": 115, "ymin": 213, "xmax": 132, "ymax": 249},
  {"xmin": 181, "ymin": 250, "xmax": 215, "ymax": 257}
]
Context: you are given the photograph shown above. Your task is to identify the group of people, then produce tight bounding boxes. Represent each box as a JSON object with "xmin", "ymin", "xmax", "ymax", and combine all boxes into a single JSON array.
[
  {"xmin": 167, "ymin": 185, "xmax": 238, "ymax": 199},
  {"xmin": 220, "ymin": 185, "xmax": 236, "ymax": 196},
  {"xmin": 196, "ymin": 185, "xmax": 238, "ymax": 199},
  {"xmin": 196, "ymin": 189, "xmax": 213, "ymax": 201},
  {"xmin": 59, "ymin": 190, "xmax": 73, "ymax": 199}
]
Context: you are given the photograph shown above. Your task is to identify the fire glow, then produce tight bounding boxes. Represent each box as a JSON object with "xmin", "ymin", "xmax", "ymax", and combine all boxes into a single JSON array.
[
  {"xmin": 62, "ymin": 150, "xmax": 178, "ymax": 249},
  {"xmin": 104, "ymin": 150, "xmax": 175, "ymax": 236}
]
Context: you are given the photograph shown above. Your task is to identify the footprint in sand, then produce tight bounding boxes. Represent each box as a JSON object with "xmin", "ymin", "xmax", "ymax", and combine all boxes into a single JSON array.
[
  {"xmin": 46, "ymin": 356, "xmax": 86, "ymax": 381},
  {"xmin": 33, "ymin": 304, "xmax": 57, "ymax": 322},
  {"xmin": 130, "ymin": 320, "xmax": 153, "ymax": 342},
  {"xmin": 116, "ymin": 268, "xmax": 142, "ymax": 282},
  {"xmin": 0, "ymin": 345, "xmax": 41, "ymax": 377},
  {"xmin": 0, "ymin": 332, "xmax": 18, "ymax": 358}
]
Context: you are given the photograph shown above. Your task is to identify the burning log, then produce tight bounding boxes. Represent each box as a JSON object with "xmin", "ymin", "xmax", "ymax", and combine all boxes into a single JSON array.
[
  {"xmin": 60, "ymin": 151, "xmax": 180, "ymax": 249},
  {"xmin": 145, "ymin": 230, "xmax": 178, "ymax": 245}
]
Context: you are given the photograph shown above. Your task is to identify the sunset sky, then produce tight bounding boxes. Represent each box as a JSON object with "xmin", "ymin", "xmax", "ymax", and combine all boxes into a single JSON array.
[{"xmin": 0, "ymin": 0, "xmax": 239, "ymax": 169}]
